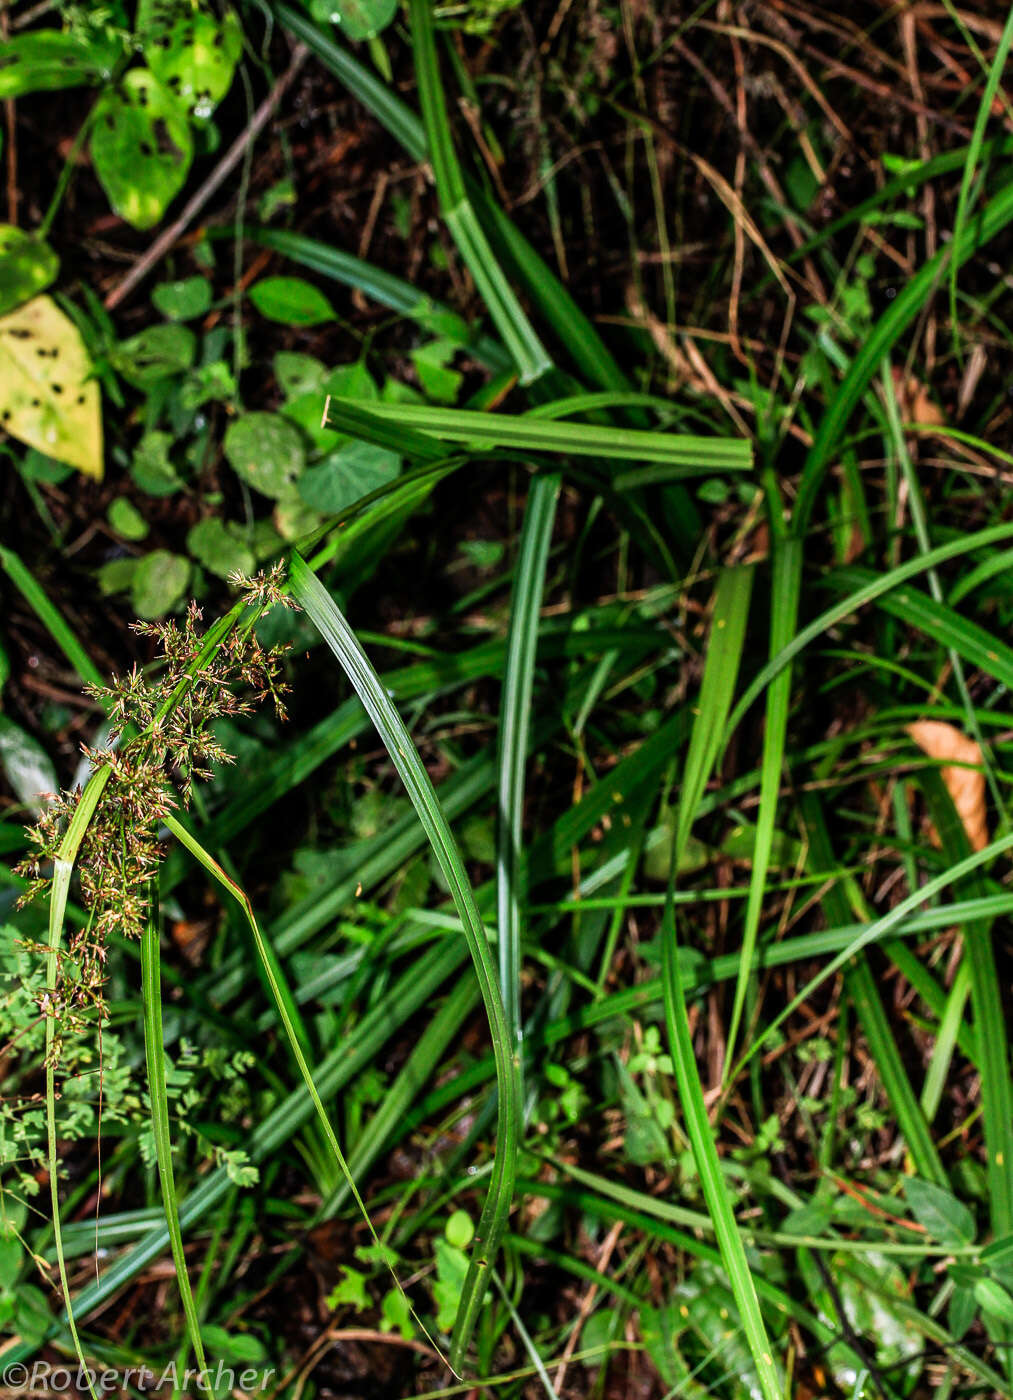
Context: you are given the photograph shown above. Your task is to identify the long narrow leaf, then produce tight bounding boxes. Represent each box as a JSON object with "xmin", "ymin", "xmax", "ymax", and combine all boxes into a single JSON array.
[
  {"xmin": 497, "ymin": 475, "xmax": 559, "ymax": 1079},
  {"xmin": 324, "ymin": 398, "xmax": 752, "ymax": 468},
  {"xmin": 659, "ymin": 566, "xmax": 782, "ymax": 1400},
  {"xmin": 289, "ymin": 550, "xmax": 520, "ymax": 1371}
]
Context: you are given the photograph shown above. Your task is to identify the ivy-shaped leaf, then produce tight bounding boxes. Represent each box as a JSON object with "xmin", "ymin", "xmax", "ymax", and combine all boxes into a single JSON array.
[
  {"xmin": 0, "ymin": 294, "xmax": 102, "ymax": 478},
  {"xmin": 91, "ymin": 69, "xmax": 193, "ymax": 230},
  {"xmin": 138, "ymin": 0, "xmax": 242, "ymax": 116},
  {"xmin": 0, "ymin": 28, "xmax": 123, "ymax": 99},
  {"xmin": 0, "ymin": 227, "xmax": 59, "ymax": 316}
]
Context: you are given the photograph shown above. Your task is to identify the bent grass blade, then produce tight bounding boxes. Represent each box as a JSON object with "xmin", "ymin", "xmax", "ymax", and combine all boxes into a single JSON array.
[{"xmin": 289, "ymin": 551, "xmax": 521, "ymax": 1372}]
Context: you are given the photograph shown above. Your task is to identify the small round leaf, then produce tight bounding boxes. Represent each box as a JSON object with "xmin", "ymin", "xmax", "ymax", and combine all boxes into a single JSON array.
[{"xmin": 224, "ymin": 412, "xmax": 305, "ymax": 500}]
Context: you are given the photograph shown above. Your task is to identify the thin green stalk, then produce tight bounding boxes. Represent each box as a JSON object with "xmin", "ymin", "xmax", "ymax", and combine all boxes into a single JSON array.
[
  {"xmin": 948, "ymin": 5, "xmax": 1013, "ymax": 350},
  {"xmin": 880, "ymin": 358, "xmax": 1007, "ymax": 830},
  {"xmin": 161, "ymin": 813, "xmax": 452, "ymax": 1370},
  {"xmin": 141, "ymin": 898, "xmax": 208, "ymax": 1378},
  {"xmin": 659, "ymin": 566, "xmax": 782, "ymax": 1400}
]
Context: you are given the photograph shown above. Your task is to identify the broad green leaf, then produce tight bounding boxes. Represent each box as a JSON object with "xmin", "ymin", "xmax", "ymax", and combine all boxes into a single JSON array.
[
  {"xmin": 0, "ymin": 227, "xmax": 58, "ymax": 315},
  {"xmin": 272, "ymin": 498, "xmax": 323, "ymax": 542},
  {"xmin": 298, "ymin": 440, "xmax": 400, "ymax": 514},
  {"xmin": 223, "ymin": 412, "xmax": 305, "ymax": 499},
  {"xmin": 97, "ymin": 557, "xmax": 139, "ymax": 596},
  {"xmin": 130, "ymin": 550, "xmax": 191, "ymax": 619},
  {"xmin": 328, "ymin": 1266, "xmax": 369, "ymax": 1310},
  {"xmin": 824, "ymin": 1253, "xmax": 923, "ymax": 1392},
  {"xmin": 0, "ymin": 29, "xmax": 122, "ymax": 98},
  {"xmin": 0, "ymin": 1234, "xmax": 21, "ymax": 1292},
  {"xmin": 905, "ymin": 1177, "xmax": 975, "ymax": 1249},
  {"xmin": 974, "ymin": 1276, "xmax": 1013, "ymax": 1325},
  {"xmin": 200, "ymin": 1326, "xmax": 267, "ymax": 1365},
  {"xmin": 12, "ymin": 1286, "xmax": 50, "ymax": 1351},
  {"xmin": 0, "ymin": 294, "xmax": 103, "ymax": 478},
  {"xmin": 186, "ymin": 517, "xmax": 255, "ymax": 580},
  {"xmin": 0, "ymin": 716, "xmax": 57, "ymax": 814},
  {"xmin": 19, "ymin": 448, "xmax": 72, "ymax": 483},
  {"xmin": 380, "ymin": 1288, "xmax": 414, "ymax": 1339},
  {"xmin": 950, "ymin": 1285, "xmax": 977, "ymax": 1340},
  {"xmin": 249, "ymin": 276, "xmax": 335, "ymax": 326},
  {"xmin": 152, "ymin": 275, "xmax": 212, "ymax": 321},
  {"xmin": 311, "ymin": 0, "xmax": 397, "ymax": 42},
  {"xmin": 138, "ymin": 0, "xmax": 242, "ymax": 116},
  {"xmin": 91, "ymin": 70, "xmax": 193, "ymax": 230},
  {"xmin": 131, "ymin": 429, "xmax": 183, "ymax": 494},
  {"xmin": 411, "ymin": 338, "xmax": 462, "ymax": 404},
  {"xmin": 107, "ymin": 497, "xmax": 149, "ymax": 540},
  {"xmin": 117, "ymin": 324, "xmax": 196, "ymax": 386},
  {"xmin": 274, "ymin": 350, "xmax": 326, "ymax": 398},
  {"xmin": 284, "ymin": 361, "xmax": 377, "ymax": 450}
]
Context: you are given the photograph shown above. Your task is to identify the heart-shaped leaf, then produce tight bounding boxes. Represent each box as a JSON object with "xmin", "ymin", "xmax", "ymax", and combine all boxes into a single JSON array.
[
  {"xmin": 151, "ymin": 275, "xmax": 212, "ymax": 321},
  {"xmin": 91, "ymin": 69, "xmax": 193, "ymax": 230},
  {"xmin": 0, "ymin": 226, "xmax": 59, "ymax": 316},
  {"xmin": 299, "ymin": 440, "xmax": 400, "ymax": 515},
  {"xmin": 0, "ymin": 294, "xmax": 102, "ymax": 478},
  {"xmin": 0, "ymin": 28, "xmax": 123, "ymax": 99},
  {"xmin": 138, "ymin": 0, "xmax": 242, "ymax": 116}
]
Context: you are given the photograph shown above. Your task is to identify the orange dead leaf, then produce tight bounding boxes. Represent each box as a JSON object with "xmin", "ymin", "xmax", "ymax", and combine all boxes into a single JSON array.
[
  {"xmin": 890, "ymin": 367, "xmax": 945, "ymax": 427},
  {"xmin": 907, "ymin": 720, "xmax": 988, "ymax": 851}
]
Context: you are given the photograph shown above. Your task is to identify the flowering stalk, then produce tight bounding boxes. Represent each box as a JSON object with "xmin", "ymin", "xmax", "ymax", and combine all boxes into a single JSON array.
[{"xmin": 18, "ymin": 567, "xmax": 295, "ymax": 1385}]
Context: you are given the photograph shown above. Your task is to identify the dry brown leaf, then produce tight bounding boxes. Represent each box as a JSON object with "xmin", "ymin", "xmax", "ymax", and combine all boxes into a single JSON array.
[
  {"xmin": 907, "ymin": 720, "xmax": 988, "ymax": 851},
  {"xmin": 890, "ymin": 367, "xmax": 945, "ymax": 427}
]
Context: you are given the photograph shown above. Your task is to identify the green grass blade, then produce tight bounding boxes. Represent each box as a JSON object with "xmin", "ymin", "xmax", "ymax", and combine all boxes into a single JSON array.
[
  {"xmin": 323, "ymin": 399, "xmax": 752, "ymax": 468},
  {"xmin": 497, "ymin": 475, "xmax": 559, "ymax": 1082},
  {"xmin": 407, "ymin": 0, "xmax": 550, "ymax": 383},
  {"xmin": 245, "ymin": 227, "xmax": 510, "ymax": 373},
  {"xmin": 724, "ymin": 532, "xmax": 799, "ymax": 1081},
  {"xmin": 801, "ymin": 793, "xmax": 948, "ymax": 1188},
  {"xmin": 289, "ymin": 551, "xmax": 520, "ymax": 1371},
  {"xmin": 141, "ymin": 900, "xmax": 209, "ymax": 1376},
  {"xmin": 827, "ymin": 566, "xmax": 1013, "ymax": 693},
  {"xmin": 161, "ymin": 813, "xmax": 452, "ymax": 1369},
  {"xmin": 273, "ymin": 0, "xmax": 624, "ymax": 393},
  {"xmin": 727, "ymin": 519, "xmax": 1013, "ymax": 737},
  {"xmin": 794, "ymin": 175, "xmax": 1013, "ymax": 534},
  {"xmin": 323, "ymin": 975, "xmax": 479, "ymax": 1215},
  {"xmin": 948, "ymin": 7, "xmax": 1013, "ymax": 346},
  {"xmin": 0, "ymin": 546, "xmax": 105, "ymax": 691},
  {"xmin": 659, "ymin": 566, "xmax": 782, "ymax": 1400},
  {"xmin": 731, "ymin": 826, "xmax": 1013, "ymax": 1085}
]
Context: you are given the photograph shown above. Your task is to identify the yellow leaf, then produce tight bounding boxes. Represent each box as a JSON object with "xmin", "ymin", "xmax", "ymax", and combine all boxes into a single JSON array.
[
  {"xmin": 907, "ymin": 720, "xmax": 988, "ymax": 852},
  {"xmin": 0, "ymin": 294, "xmax": 103, "ymax": 479}
]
